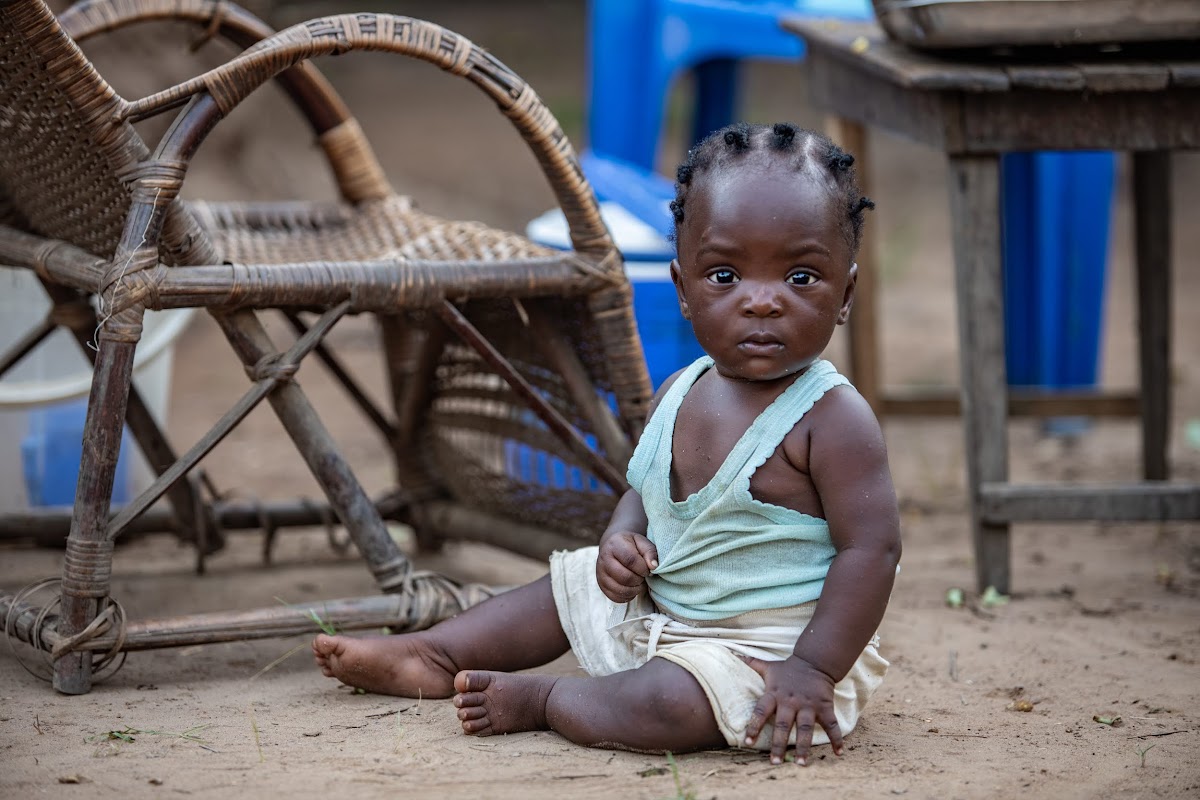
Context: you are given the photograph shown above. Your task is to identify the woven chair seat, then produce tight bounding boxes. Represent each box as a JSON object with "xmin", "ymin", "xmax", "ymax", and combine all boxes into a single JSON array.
[
  {"xmin": 189, "ymin": 192, "xmax": 623, "ymax": 544},
  {"xmin": 189, "ymin": 195, "xmax": 558, "ymax": 266}
]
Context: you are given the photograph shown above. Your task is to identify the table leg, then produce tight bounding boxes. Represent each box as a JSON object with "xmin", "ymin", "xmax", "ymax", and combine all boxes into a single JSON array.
[
  {"xmin": 827, "ymin": 116, "xmax": 881, "ymax": 415},
  {"xmin": 1132, "ymin": 151, "xmax": 1171, "ymax": 481},
  {"xmin": 947, "ymin": 155, "xmax": 1010, "ymax": 594}
]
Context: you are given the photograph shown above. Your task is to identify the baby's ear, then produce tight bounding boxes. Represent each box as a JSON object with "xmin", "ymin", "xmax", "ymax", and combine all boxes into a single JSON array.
[
  {"xmin": 670, "ymin": 259, "xmax": 692, "ymax": 319},
  {"xmin": 836, "ymin": 262, "xmax": 858, "ymax": 325}
]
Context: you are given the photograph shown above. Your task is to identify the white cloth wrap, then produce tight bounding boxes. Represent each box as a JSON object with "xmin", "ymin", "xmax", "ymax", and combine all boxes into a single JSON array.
[{"xmin": 550, "ymin": 547, "xmax": 889, "ymax": 749}]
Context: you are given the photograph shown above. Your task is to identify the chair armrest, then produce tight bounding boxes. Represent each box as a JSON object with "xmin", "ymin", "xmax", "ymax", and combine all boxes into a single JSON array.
[
  {"xmin": 122, "ymin": 13, "xmax": 615, "ymax": 259},
  {"xmin": 58, "ymin": 0, "xmax": 390, "ymax": 202}
]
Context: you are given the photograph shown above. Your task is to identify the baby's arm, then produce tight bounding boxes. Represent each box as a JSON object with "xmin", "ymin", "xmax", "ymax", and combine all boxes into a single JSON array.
[
  {"xmin": 594, "ymin": 368, "xmax": 688, "ymax": 603},
  {"xmin": 742, "ymin": 387, "xmax": 901, "ymax": 765}
]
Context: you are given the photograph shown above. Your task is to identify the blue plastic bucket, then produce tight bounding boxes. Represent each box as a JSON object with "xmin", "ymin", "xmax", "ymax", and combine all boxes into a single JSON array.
[{"xmin": 20, "ymin": 398, "xmax": 132, "ymax": 507}]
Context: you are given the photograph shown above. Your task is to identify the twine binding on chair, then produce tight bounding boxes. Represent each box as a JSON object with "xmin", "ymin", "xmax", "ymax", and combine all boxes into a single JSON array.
[
  {"xmin": 31, "ymin": 238, "xmax": 71, "ymax": 282},
  {"xmin": 90, "ymin": 186, "xmax": 162, "ymax": 349},
  {"xmin": 246, "ymin": 351, "xmax": 299, "ymax": 383},
  {"xmin": 62, "ymin": 538, "xmax": 115, "ymax": 598},
  {"xmin": 376, "ymin": 560, "xmax": 501, "ymax": 631},
  {"xmin": 3, "ymin": 577, "xmax": 128, "ymax": 683}
]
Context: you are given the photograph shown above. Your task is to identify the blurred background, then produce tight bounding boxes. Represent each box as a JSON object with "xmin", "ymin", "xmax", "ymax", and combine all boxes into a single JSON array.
[{"xmin": 4, "ymin": 0, "xmax": 1198, "ymax": 512}]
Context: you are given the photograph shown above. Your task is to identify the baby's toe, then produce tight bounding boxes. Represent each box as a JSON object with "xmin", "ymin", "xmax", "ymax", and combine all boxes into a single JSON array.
[
  {"xmin": 460, "ymin": 716, "xmax": 492, "ymax": 735},
  {"xmin": 454, "ymin": 691, "xmax": 487, "ymax": 708},
  {"xmin": 457, "ymin": 705, "xmax": 487, "ymax": 721},
  {"xmin": 453, "ymin": 669, "xmax": 494, "ymax": 694}
]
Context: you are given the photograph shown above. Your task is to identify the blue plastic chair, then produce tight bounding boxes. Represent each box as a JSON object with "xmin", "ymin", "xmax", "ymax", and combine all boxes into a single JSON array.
[
  {"xmin": 587, "ymin": 0, "xmax": 873, "ymax": 170},
  {"xmin": 584, "ymin": 0, "xmax": 1117, "ymax": 395}
]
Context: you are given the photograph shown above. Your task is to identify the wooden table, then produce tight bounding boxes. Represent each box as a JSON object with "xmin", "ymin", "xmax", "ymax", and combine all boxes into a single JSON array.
[{"xmin": 784, "ymin": 20, "xmax": 1200, "ymax": 593}]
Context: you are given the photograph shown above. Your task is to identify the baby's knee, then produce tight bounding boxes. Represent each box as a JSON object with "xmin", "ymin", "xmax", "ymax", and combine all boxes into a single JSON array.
[{"xmin": 627, "ymin": 660, "xmax": 715, "ymax": 730}]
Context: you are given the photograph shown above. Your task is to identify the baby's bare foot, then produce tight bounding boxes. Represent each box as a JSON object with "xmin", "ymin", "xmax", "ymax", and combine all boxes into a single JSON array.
[
  {"xmin": 452, "ymin": 670, "xmax": 557, "ymax": 736},
  {"xmin": 312, "ymin": 633, "xmax": 457, "ymax": 698}
]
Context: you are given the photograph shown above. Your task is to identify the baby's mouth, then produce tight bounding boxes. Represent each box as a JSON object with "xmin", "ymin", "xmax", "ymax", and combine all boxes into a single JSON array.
[{"xmin": 738, "ymin": 333, "xmax": 784, "ymax": 354}]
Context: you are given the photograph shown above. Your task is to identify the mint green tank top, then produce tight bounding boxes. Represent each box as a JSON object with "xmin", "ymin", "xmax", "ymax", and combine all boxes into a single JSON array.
[{"xmin": 627, "ymin": 356, "xmax": 850, "ymax": 621}]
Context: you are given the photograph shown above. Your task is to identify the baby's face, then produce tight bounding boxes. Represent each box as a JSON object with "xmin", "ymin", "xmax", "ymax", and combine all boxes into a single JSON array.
[{"xmin": 672, "ymin": 161, "xmax": 855, "ymax": 383}]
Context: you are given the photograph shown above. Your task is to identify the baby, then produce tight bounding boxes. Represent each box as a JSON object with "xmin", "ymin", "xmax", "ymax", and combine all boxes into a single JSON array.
[{"xmin": 314, "ymin": 122, "xmax": 901, "ymax": 766}]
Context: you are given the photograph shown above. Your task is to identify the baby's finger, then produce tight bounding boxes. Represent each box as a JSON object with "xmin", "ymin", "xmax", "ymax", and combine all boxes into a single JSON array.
[
  {"xmin": 818, "ymin": 703, "xmax": 844, "ymax": 757},
  {"xmin": 792, "ymin": 707, "xmax": 818, "ymax": 766},
  {"xmin": 601, "ymin": 562, "xmax": 645, "ymax": 591},
  {"xmin": 743, "ymin": 693, "xmax": 776, "ymax": 748},
  {"xmin": 770, "ymin": 706, "xmax": 796, "ymax": 766},
  {"xmin": 614, "ymin": 542, "xmax": 651, "ymax": 575},
  {"xmin": 632, "ymin": 535, "xmax": 659, "ymax": 572},
  {"xmin": 597, "ymin": 574, "xmax": 638, "ymax": 603},
  {"xmin": 737, "ymin": 654, "xmax": 769, "ymax": 680}
]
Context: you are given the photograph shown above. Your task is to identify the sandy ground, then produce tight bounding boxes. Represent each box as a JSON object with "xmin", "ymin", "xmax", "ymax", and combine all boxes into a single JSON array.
[{"xmin": 3, "ymin": 2, "xmax": 1200, "ymax": 798}]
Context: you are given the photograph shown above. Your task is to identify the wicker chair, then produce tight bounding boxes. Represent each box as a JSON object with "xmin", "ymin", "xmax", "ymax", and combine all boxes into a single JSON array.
[{"xmin": 0, "ymin": 0, "xmax": 651, "ymax": 694}]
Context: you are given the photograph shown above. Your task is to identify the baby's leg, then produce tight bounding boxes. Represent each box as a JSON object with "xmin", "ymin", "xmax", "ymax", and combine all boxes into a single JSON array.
[
  {"xmin": 313, "ymin": 574, "xmax": 569, "ymax": 698},
  {"xmin": 454, "ymin": 657, "xmax": 725, "ymax": 753}
]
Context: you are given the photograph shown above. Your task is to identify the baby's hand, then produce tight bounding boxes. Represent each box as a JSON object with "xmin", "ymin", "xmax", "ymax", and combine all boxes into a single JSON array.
[
  {"xmin": 741, "ymin": 655, "xmax": 842, "ymax": 766},
  {"xmin": 596, "ymin": 530, "xmax": 658, "ymax": 603}
]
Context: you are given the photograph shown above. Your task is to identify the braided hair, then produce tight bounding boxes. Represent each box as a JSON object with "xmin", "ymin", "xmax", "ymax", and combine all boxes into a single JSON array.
[{"xmin": 670, "ymin": 122, "xmax": 874, "ymax": 257}]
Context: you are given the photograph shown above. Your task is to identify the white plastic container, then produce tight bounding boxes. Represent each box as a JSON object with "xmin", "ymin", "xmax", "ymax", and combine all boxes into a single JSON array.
[{"xmin": 0, "ymin": 267, "xmax": 192, "ymax": 512}]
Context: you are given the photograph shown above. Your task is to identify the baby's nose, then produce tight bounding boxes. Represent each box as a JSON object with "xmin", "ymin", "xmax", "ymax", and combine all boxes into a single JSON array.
[{"xmin": 741, "ymin": 284, "xmax": 783, "ymax": 316}]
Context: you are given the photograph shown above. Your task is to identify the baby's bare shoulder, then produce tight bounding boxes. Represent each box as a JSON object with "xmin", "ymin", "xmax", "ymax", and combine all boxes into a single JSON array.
[
  {"xmin": 644, "ymin": 367, "xmax": 688, "ymax": 421},
  {"xmin": 780, "ymin": 384, "xmax": 885, "ymax": 465}
]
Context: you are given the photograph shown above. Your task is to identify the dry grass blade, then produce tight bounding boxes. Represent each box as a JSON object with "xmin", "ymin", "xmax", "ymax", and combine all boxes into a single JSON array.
[
  {"xmin": 274, "ymin": 596, "xmax": 338, "ymax": 636},
  {"xmin": 88, "ymin": 724, "xmax": 210, "ymax": 744},
  {"xmin": 249, "ymin": 642, "xmax": 310, "ymax": 682},
  {"xmin": 247, "ymin": 707, "xmax": 265, "ymax": 763}
]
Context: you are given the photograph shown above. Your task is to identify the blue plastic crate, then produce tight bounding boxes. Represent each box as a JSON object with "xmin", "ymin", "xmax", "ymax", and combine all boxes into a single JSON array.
[{"xmin": 504, "ymin": 424, "xmax": 609, "ymax": 491}]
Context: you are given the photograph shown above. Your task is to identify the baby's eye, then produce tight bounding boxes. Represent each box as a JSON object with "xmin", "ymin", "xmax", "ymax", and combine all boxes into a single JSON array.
[
  {"xmin": 706, "ymin": 269, "xmax": 739, "ymax": 285},
  {"xmin": 786, "ymin": 272, "xmax": 818, "ymax": 287}
]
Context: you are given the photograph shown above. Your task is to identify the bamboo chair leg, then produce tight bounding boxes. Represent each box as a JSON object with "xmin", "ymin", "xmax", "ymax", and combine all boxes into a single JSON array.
[
  {"xmin": 212, "ymin": 308, "xmax": 412, "ymax": 592},
  {"xmin": 54, "ymin": 325, "xmax": 140, "ymax": 695},
  {"xmin": 380, "ymin": 313, "xmax": 448, "ymax": 553},
  {"xmin": 39, "ymin": 283, "xmax": 215, "ymax": 551},
  {"xmin": 283, "ymin": 311, "xmax": 398, "ymax": 444}
]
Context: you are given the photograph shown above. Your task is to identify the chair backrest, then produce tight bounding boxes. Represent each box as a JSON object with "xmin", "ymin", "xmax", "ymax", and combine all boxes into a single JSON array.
[{"xmin": 0, "ymin": 0, "xmax": 153, "ymax": 260}]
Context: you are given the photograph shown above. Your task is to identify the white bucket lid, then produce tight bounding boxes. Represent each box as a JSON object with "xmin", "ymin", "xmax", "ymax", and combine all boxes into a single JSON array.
[{"xmin": 526, "ymin": 201, "xmax": 676, "ymax": 263}]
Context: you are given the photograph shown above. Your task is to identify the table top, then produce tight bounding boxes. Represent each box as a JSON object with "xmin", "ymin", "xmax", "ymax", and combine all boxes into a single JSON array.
[
  {"xmin": 782, "ymin": 20, "xmax": 1200, "ymax": 95},
  {"xmin": 782, "ymin": 20, "xmax": 1200, "ymax": 153}
]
